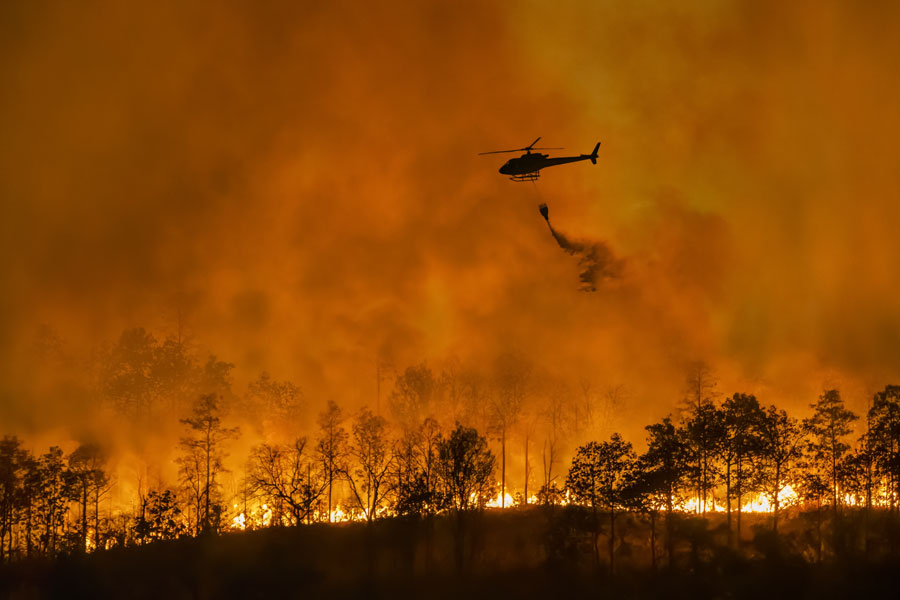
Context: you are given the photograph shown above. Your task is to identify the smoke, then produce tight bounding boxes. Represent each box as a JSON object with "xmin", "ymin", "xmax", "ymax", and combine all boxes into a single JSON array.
[
  {"xmin": 539, "ymin": 203, "xmax": 621, "ymax": 291},
  {"xmin": 1, "ymin": 0, "xmax": 900, "ymax": 483}
]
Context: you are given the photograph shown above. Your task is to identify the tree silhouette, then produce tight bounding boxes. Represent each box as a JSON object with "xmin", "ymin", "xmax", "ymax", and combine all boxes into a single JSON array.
[
  {"xmin": 316, "ymin": 400, "xmax": 348, "ymax": 522},
  {"xmin": 179, "ymin": 394, "xmax": 239, "ymax": 535},
  {"xmin": 99, "ymin": 328, "xmax": 160, "ymax": 419},
  {"xmin": 248, "ymin": 438, "xmax": 324, "ymax": 525},
  {"xmin": 133, "ymin": 489, "xmax": 184, "ymax": 543},
  {"xmin": 67, "ymin": 443, "xmax": 108, "ymax": 552},
  {"xmin": 344, "ymin": 408, "xmax": 392, "ymax": 522},
  {"xmin": 389, "ymin": 363, "xmax": 438, "ymax": 432},
  {"xmin": 680, "ymin": 362, "xmax": 719, "ymax": 515},
  {"xmin": 623, "ymin": 455, "xmax": 668, "ymax": 570},
  {"xmin": 489, "ymin": 354, "xmax": 530, "ymax": 508},
  {"xmin": 868, "ymin": 385, "xmax": 900, "ymax": 515},
  {"xmin": 566, "ymin": 434, "xmax": 635, "ymax": 573},
  {"xmin": 391, "ymin": 418, "xmax": 443, "ymax": 517},
  {"xmin": 755, "ymin": 405, "xmax": 804, "ymax": 533},
  {"xmin": 643, "ymin": 416, "xmax": 693, "ymax": 565},
  {"xmin": 0, "ymin": 437, "xmax": 27, "ymax": 561},
  {"xmin": 721, "ymin": 393, "xmax": 765, "ymax": 544},
  {"xmin": 244, "ymin": 372, "xmax": 304, "ymax": 441},
  {"xmin": 804, "ymin": 389, "xmax": 857, "ymax": 517},
  {"xmin": 436, "ymin": 425, "xmax": 495, "ymax": 512},
  {"xmin": 31, "ymin": 447, "xmax": 71, "ymax": 555}
]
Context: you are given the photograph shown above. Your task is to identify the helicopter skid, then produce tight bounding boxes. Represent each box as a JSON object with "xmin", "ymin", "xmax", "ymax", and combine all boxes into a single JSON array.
[{"xmin": 510, "ymin": 171, "xmax": 540, "ymax": 182}]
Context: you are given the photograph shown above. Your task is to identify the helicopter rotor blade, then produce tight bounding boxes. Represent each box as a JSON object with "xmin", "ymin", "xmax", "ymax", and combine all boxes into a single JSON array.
[
  {"xmin": 477, "ymin": 138, "xmax": 563, "ymax": 155},
  {"xmin": 478, "ymin": 149, "xmax": 525, "ymax": 155}
]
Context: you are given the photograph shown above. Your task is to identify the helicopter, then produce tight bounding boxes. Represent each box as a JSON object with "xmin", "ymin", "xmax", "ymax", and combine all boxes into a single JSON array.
[{"xmin": 479, "ymin": 137, "xmax": 601, "ymax": 181}]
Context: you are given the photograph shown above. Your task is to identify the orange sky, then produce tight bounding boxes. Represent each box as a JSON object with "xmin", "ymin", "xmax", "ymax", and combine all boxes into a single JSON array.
[{"xmin": 2, "ymin": 0, "xmax": 900, "ymax": 449}]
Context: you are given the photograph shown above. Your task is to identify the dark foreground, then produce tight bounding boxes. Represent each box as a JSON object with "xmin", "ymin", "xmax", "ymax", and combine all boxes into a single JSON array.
[{"xmin": 2, "ymin": 508, "xmax": 900, "ymax": 599}]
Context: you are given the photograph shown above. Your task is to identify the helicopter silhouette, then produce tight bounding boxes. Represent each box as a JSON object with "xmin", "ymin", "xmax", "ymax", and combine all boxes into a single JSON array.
[{"xmin": 479, "ymin": 137, "xmax": 600, "ymax": 181}]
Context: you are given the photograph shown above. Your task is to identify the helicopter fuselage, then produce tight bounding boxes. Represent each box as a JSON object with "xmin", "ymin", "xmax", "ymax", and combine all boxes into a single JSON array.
[{"xmin": 499, "ymin": 152, "xmax": 594, "ymax": 176}]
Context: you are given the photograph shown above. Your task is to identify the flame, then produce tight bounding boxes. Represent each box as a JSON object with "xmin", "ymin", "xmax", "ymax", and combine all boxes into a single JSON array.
[
  {"xmin": 230, "ymin": 503, "xmax": 273, "ymax": 531},
  {"xmin": 486, "ymin": 491, "xmax": 515, "ymax": 509},
  {"xmin": 676, "ymin": 485, "xmax": 799, "ymax": 514}
]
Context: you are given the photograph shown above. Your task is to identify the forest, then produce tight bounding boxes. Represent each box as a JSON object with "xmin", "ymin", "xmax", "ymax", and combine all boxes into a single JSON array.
[{"xmin": 2, "ymin": 327, "xmax": 900, "ymax": 598}]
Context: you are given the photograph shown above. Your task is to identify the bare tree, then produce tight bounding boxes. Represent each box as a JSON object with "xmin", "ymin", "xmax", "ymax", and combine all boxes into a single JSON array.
[
  {"xmin": 179, "ymin": 394, "xmax": 239, "ymax": 535},
  {"xmin": 67, "ymin": 444, "xmax": 108, "ymax": 552},
  {"xmin": 489, "ymin": 354, "xmax": 530, "ymax": 507},
  {"xmin": 680, "ymin": 362, "xmax": 718, "ymax": 514},
  {"xmin": 248, "ymin": 438, "xmax": 324, "ymax": 525},
  {"xmin": 344, "ymin": 409, "xmax": 392, "ymax": 522},
  {"xmin": 316, "ymin": 400, "xmax": 348, "ymax": 522}
]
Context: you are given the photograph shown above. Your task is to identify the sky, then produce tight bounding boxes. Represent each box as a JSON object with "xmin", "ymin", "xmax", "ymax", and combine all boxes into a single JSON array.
[{"xmin": 2, "ymin": 0, "xmax": 900, "ymax": 455}]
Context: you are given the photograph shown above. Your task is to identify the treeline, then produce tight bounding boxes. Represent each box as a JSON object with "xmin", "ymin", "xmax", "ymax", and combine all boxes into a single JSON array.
[
  {"xmin": 6, "ymin": 327, "xmax": 900, "ymax": 568},
  {"xmin": 564, "ymin": 383, "xmax": 900, "ymax": 570},
  {"xmin": 3, "ymin": 380, "xmax": 900, "ymax": 566}
]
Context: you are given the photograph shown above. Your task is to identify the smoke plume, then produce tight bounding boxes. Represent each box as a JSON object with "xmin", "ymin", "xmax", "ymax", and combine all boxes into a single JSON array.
[{"xmin": 539, "ymin": 203, "xmax": 621, "ymax": 291}]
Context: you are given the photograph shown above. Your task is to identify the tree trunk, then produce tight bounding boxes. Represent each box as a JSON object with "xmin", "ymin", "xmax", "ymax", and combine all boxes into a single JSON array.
[
  {"xmin": 25, "ymin": 500, "xmax": 32, "ymax": 557},
  {"xmin": 649, "ymin": 511, "xmax": 657, "ymax": 571},
  {"xmin": 94, "ymin": 487, "xmax": 100, "ymax": 551},
  {"xmin": 592, "ymin": 500, "xmax": 600, "ymax": 570},
  {"xmin": 501, "ymin": 428, "xmax": 506, "ymax": 508},
  {"xmin": 327, "ymin": 466, "xmax": 333, "ymax": 523},
  {"xmin": 773, "ymin": 462, "xmax": 781, "ymax": 534},
  {"xmin": 524, "ymin": 435, "xmax": 529, "ymax": 505},
  {"xmin": 204, "ymin": 428, "xmax": 211, "ymax": 534},
  {"xmin": 81, "ymin": 484, "xmax": 89, "ymax": 552},
  {"xmin": 736, "ymin": 454, "xmax": 742, "ymax": 546},
  {"xmin": 666, "ymin": 490, "xmax": 674, "ymax": 568},
  {"xmin": 725, "ymin": 460, "xmax": 732, "ymax": 546},
  {"xmin": 816, "ymin": 498, "xmax": 822, "ymax": 563},
  {"xmin": 609, "ymin": 508, "xmax": 615, "ymax": 575}
]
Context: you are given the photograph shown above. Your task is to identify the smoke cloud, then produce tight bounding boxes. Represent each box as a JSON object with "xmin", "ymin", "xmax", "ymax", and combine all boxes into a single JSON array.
[
  {"xmin": 539, "ymin": 203, "xmax": 621, "ymax": 291},
  {"xmin": 1, "ymin": 0, "xmax": 900, "ymax": 472}
]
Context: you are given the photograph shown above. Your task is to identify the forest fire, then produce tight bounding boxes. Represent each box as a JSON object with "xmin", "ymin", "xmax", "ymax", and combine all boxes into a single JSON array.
[{"xmin": 4, "ymin": 0, "xmax": 900, "ymax": 597}]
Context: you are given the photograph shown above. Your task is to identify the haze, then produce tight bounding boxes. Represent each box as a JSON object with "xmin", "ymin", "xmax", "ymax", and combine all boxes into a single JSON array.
[{"xmin": 2, "ymin": 0, "xmax": 899, "ymax": 455}]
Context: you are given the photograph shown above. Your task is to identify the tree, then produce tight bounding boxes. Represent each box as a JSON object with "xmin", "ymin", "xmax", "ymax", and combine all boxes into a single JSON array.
[
  {"xmin": 99, "ymin": 328, "xmax": 159, "ymax": 419},
  {"xmin": 0, "ymin": 437, "xmax": 28, "ymax": 561},
  {"xmin": 316, "ymin": 400, "xmax": 348, "ymax": 522},
  {"xmin": 436, "ymin": 425, "xmax": 495, "ymax": 512},
  {"xmin": 680, "ymin": 362, "xmax": 719, "ymax": 515},
  {"xmin": 133, "ymin": 489, "xmax": 185, "ymax": 543},
  {"xmin": 391, "ymin": 418, "xmax": 442, "ymax": 518},
  {"xmin": 623, "ymin": 455, "xmax": 668, "ymax": 571},
  {"xmin": 804, "ymin": 389, "xmax": 858, "ymax": 517},
  {"xmin": 538, "ymin": 378, "xmax": 572, "ymax": 502},
  {"xmin": 389, "ymin": 363, "xmax": 438, "ymax": 432},
  {"xmin": 67, "ymin": 443, "xmax": 108, "ymax": 552},
  {"xmin": 643, "ymin": 416, "xmax": 693, "ymax": 565},
  {"xmin": 248, "ymin": 439, "xmax": 324, "ymax": 526},
  {"xmin": 755, "ymin": 406, "xmax": 804, "ymax": 533},
  {"xmin": 344, "ymin": 408, "xmax": 392, "ymax": 522},
  {"xmin": 179, "ymin": 394, "xmax": 239, "ymax": 535},
  {"xmin": 721, "ymin": 393, "xmax": 765, "ymax": 544},
  {"xmin": 566, "ymin": 434, "xmax": 636, "ymax": 573},
  {"xmin": 31, "ymin": 447, "xmax": 72, "ymax": 555},
  {"xmin": 868, "ymin": 385, "xmax": 900, "ymax": 515},
  {"xmin": 244, "ymin": 372, "xmax": 304, "ymax": 441},
  {"xmin": 153, "ymin": 334, "xmax": 197, "ymax": 413},
  {"xmin": 489, "ymin": 354, "xmax": 529, "ymax": 508},
  {"xmin": 100, "ymin": 328, "xmax": 201, "ymax": 419}
]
